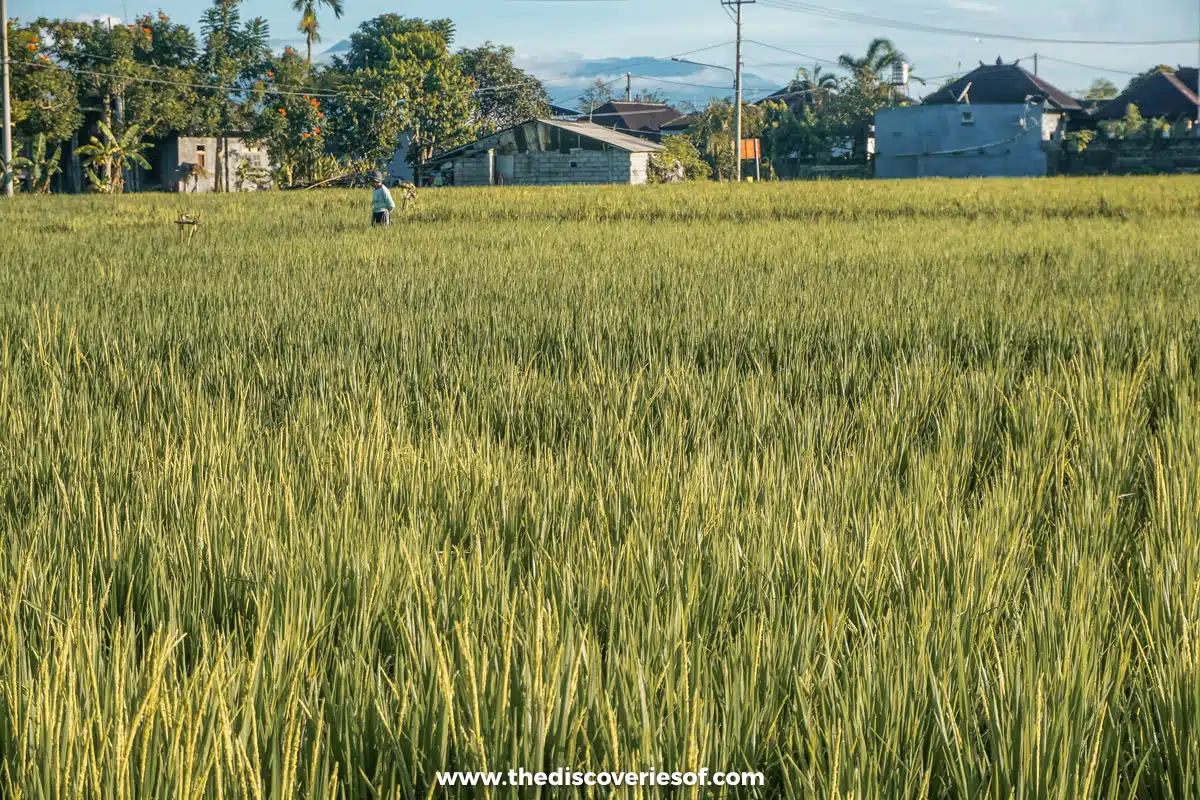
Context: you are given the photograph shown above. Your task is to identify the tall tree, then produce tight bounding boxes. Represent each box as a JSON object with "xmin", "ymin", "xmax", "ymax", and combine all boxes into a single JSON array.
[
  {"xmin": 293, "ymin": 0, "xmax": 344, "ymax": 64},
  {"xmin": 458, "ymin": 42, "xmax": 549, "ymax": 134},
  {"xmin": 577, "ymin": 78, "xmax": 614, "ymax": 117},
  {"xmin": 838, "ymin": 38, "xmax": 906, "ymax": 83},
  {"xmin": 332, "ymin": 16, "xmax": 475, "ymax": 170}
]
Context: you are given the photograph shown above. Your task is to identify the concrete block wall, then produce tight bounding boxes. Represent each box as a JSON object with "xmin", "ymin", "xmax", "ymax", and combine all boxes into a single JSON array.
[{"xmin": 450, "ymin": 149, "xmax": 644, "ymax": 186}]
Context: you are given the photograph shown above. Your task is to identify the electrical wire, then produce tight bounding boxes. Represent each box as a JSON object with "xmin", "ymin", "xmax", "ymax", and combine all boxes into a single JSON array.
[{"xmin": 757, "ymin": 0, "xmax": 1197, "ymax": 46}]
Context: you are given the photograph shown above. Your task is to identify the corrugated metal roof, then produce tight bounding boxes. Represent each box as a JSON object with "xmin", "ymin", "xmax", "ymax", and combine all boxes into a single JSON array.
[
  {"xmin": 539, "ymin": 119, "xmax": 664, "ymax": 152},
  {"xmin": 425, "ymin": 118, "xmax": 663, "ymax": 165}
]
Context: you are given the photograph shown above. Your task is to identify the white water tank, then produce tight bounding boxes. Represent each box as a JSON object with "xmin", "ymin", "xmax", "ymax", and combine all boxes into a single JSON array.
[{"xmin": 890, "ymin": 62, "xmax": 910, "ymax": 87}]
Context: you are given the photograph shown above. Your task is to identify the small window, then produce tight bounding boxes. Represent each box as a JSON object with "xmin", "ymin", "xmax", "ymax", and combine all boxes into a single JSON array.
[
  {"xmin": 961, "ymin": 111, "xmax": 975, "ymax": 125},
  {"xmin": 570, "ymin": 161, "xmax": 578, "ymax": 168},
  {"xmin": 195, "ymin": 145, "xmax": 206, "ymax": 168}
]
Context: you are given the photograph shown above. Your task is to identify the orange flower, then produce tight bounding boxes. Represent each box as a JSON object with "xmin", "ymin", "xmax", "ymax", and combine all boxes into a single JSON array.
[
  {"xmin": 313, "ymin": 127, "xmax": 320, "ymax": 134},
  {"xmin": 317, "ymin": 113, "xmax": 324, "ymax": 119},
  {"xmin": 278, "ymin": 108, "xmax": 287, "ymax": 115},
  {"xmin": 27, "ymin": 44, "xmax": 37, "ymax": 51},
  {"xmin": 30, "ymin": 35, "xmax": 39, "ymax": 43},
  {"xmin": 267, "ymin": 71, "xmax": 274, "ymax": 78},
  {"xmin": 301, "ymin": 132, "xmax": 310, "ymax": 139},
  {"xmin": 143, "ymin": 28, "xmax": 152, "ymax": 34}
]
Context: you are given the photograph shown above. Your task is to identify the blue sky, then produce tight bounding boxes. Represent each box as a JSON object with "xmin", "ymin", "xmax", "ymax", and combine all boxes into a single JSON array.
[{"xmin": 9, "ymin": 0, "xmax": 1199, "ymax": 98}]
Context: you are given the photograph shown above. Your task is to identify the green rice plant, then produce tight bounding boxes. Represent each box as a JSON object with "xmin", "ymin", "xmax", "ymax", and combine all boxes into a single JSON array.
[{"xmin": 0, "ymin": 176, "xmax": 1198, "ymax": 798}]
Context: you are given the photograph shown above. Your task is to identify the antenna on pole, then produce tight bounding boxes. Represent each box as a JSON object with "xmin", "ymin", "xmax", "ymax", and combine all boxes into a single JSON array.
[
  {"xmin": 1, "ymin": 0, "xmax": 14, "ymax": 198},
  {"xmin": 722, "ymin": 0, "xmax": 754, "ymax": 182}
]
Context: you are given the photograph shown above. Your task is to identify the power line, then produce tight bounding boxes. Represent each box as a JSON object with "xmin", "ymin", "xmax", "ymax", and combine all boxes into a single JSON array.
[
  {"xmin": 744, "ymin": 40, "xmax": 843, "ymax": 67},
  {"xmin": 1033, "ymin": 55, "xmax": 1144, "ymax": 77},
  {"xmin": 24, "ymin": 60, "xmax": 371, "ymax": 99},
  {"xmin": 757, "ymin": 0, "xmax": 1198, "ymax": 46}
]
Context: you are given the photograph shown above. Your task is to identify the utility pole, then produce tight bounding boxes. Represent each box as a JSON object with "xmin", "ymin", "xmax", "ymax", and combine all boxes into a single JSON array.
[
  {"xmin": 1, "ymin": 0, "xmax": 13, "ymax": 198},
  {"xmin": 722, "ymin": 0, "xmax": 753, "ymax": 182},
  {"xmin": 626, "ymin": 73, "xmax": 632, "ymax": 102},
  {"xmin": 1033, "ymin": 53, "xmax": 1038, "ymax": 77}
]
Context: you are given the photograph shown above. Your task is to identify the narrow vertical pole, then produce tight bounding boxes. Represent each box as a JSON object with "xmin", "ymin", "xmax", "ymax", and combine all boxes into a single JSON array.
[
  {"xmin": 1033, "ymin": 53, "xmax": 1039, "ymax": 77},
  {"xmin": 626, "ymin": 73, "xmax": 632, "ymax": 102},
  {"xmin": 733, "ymin": 0, "xmax": 744, "ymax": 182},
  {"xmin": 1, "ymin": 0, "xmax": 13, "ymax": 198}
]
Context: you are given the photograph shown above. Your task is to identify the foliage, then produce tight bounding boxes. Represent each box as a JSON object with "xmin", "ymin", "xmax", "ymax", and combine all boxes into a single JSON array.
[
  {"xmin": 74, "ymin": 121, "xmax": 152, "ymax": 193},
  {"xmin": 2, "ymin": 177, "xmax": 1200, "ymax": 798},
  {"xmin": 837, "ymin": 37, "xmax": 906, "ymax": 82},
  {"xmin": 1099, "ymin": 103, "xmax": 1175, "ymax": 141},
  {"xmin": 459, "ymin": 42, "xmax": 549, "ymax": 136},
  {"xmin": 245, "ymin": 50, "xmax": 327, "ymax": 187},
  {"xmin": 632, "ymin": 88, "xmax": 668, "ymax": 104},
  {"xmin": 6, "ymin": 21, "xmax": 83, "ymax": 143},
  {"xmin": 577, "ymin": 77, "xmax": 614, "ymax": 115},
  {"xmin": 1064, "ymin": 128, "xmax": 1096, "ymax": 153},
  {"xmin": 293, "ymin": 0, "xmax": 344, "ymax": 64},
  {"xmin": 10, "ymin": 134, "xmax": 64, "ymax": 193},
  {"xmin": 686, "ymin": 99, "xmax": 764, "ymax": 180},
  {"xmin": 332, "ymin": 15, "xmax": 476, "ymax": 168},
  {"xmin": 648, "ymin": 134, "xmax": 711, "ymax": 183},
  {"xmin": 1085, "ymin": 78, "xmax": 1119, "ymax": 102}
]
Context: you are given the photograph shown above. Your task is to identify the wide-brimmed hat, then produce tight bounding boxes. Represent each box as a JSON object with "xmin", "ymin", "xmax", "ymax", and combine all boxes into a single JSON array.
[{"xmin": 370, "ymin": 171, "xmax": 384, "ymax": 183}]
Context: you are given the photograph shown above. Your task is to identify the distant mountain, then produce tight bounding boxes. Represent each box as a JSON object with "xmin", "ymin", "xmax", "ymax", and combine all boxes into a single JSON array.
[
  {"xmin": 314, "ymin": 44, "xmax": 783, "ymax": 109},
  {"xmin": 533, "ymin": 56, "xmax": 778, "ymax": 111},
  {"xmin": 316, "ymin": 39, "xmax": 352, "ymax": 63}
]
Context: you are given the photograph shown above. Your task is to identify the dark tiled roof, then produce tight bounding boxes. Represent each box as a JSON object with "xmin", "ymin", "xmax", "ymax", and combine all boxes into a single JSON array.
[
  {"xmin": 659, "ymin": 114, "xmax": 696, "ymax": 133},
  {"xmin": 922, "ymin": 61, "xmax": 1082, "ymax": 111},
  {"xmin": 754, "ymin": 85, "xmax": 815, "ymax": 115},
  {"xmin": 587, "ymin": 101, "xmax": 683, "ymax": 135},
  {"xmin": 1094, "ymin": 69, "xmax": 1199, "ymax": 120}
]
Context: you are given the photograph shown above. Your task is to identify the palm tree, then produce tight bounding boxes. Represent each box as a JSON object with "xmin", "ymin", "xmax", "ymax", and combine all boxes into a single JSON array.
[
  {"xmin": 838, "ymin": 38, "xmax": 907, "ymax": 83},
  {"xmin": 293, "ymin": 0, "xmax": 344, "ymax": 64},
  {"xmin": 75, "ymin": 122, "xmax": 152, "ymax": 194},
  {"xmin": 788, "ymin": 64, "xmax": 841, "ymax": 111}
]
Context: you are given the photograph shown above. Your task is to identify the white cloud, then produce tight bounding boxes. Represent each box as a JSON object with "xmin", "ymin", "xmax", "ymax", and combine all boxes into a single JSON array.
[
  {"xmin": 72, "ymin": 13, "xmax": 124, "ymax": 26},
  {"xmin": 945, "ymin": 0, "xmax": 1000, "ymax": 11}
]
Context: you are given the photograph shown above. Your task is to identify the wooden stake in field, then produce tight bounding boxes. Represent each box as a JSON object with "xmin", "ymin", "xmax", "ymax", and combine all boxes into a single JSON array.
[{"xmin": 174, "ymin": 213, "xmax": 200, "ymax": 245}]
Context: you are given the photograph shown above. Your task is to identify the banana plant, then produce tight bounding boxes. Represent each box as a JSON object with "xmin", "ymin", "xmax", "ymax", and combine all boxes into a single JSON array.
[
  {"xmin": 75, "ymin": 122, "xmax": 153, "ymax": 194},
  {"xmin": 18, "ymin": 135, "xmax": 64, "ymax": 194},
  {"xmin": 2, "ymin": 142, "xmax": 27, "ymax": 193}
]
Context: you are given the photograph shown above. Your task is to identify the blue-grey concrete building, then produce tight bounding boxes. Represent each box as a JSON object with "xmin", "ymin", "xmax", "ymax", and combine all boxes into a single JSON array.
[
  {"xmin": 875, "ymin": 103, "xmax": 1051, "ymax": 179},
  {"xmin": 875, "ymin": 58, "xmax": 1082, "ymax": 179}
]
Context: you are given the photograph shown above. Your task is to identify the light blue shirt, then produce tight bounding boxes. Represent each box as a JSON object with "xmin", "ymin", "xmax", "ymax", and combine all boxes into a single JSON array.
[{"xmin": 372, "ymin": 186, "xmax": 396, "ymax": 213}]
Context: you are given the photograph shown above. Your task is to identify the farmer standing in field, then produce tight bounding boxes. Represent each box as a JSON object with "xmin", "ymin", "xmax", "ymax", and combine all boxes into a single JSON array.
[{"xmin": 370, "ymin": 171, "xmax": 395, "ymax": 226}]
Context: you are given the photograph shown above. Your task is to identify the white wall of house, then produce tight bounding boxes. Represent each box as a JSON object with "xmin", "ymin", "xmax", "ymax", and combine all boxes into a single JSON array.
[{"xmin": 169, "ymin": 137, "xmax": 272, "ymax": 193}]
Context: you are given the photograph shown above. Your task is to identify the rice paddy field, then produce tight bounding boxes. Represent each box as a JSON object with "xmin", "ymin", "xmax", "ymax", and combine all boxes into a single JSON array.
[{"xmin": 1, "ymin": 176, "xmax": 1199, "ymax": 799}]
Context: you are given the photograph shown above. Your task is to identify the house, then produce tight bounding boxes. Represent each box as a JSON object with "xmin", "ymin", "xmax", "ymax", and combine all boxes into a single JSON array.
[
  {"xmin": 383, "ymin": 133, "xmax": 415, "ymax": 184},
  {"xmin": 659, "ymin": 114, "xmax": 696, "ymax": 136},
  {"xmin": 922, "ymin": 57, "xmax": 1085, "ymax": 133},
  {"xmin": 423, "ymin": 118, "xmax": 663, "ymax": 186},
  {"xmin": 585, "ymin": 101, "xmax": 684, "ymax": 141},
  {"xmin": 152, "ymin": 134, "xmax": 273, "ymax": 192},
  {"xmin": 875, "ymin": 100, "xmax": 1052, "ymax": 179},
  {"xmin": 1092, "ymin": 68, "xmax": 1199, "ymax": 128},
  {"xmin": 874, "ymin": 58, "xmax": 1081, "ymax": 179},
  {"xmin": 549, "ymin": 104, "xmax": 583, "ymax": 120}
]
